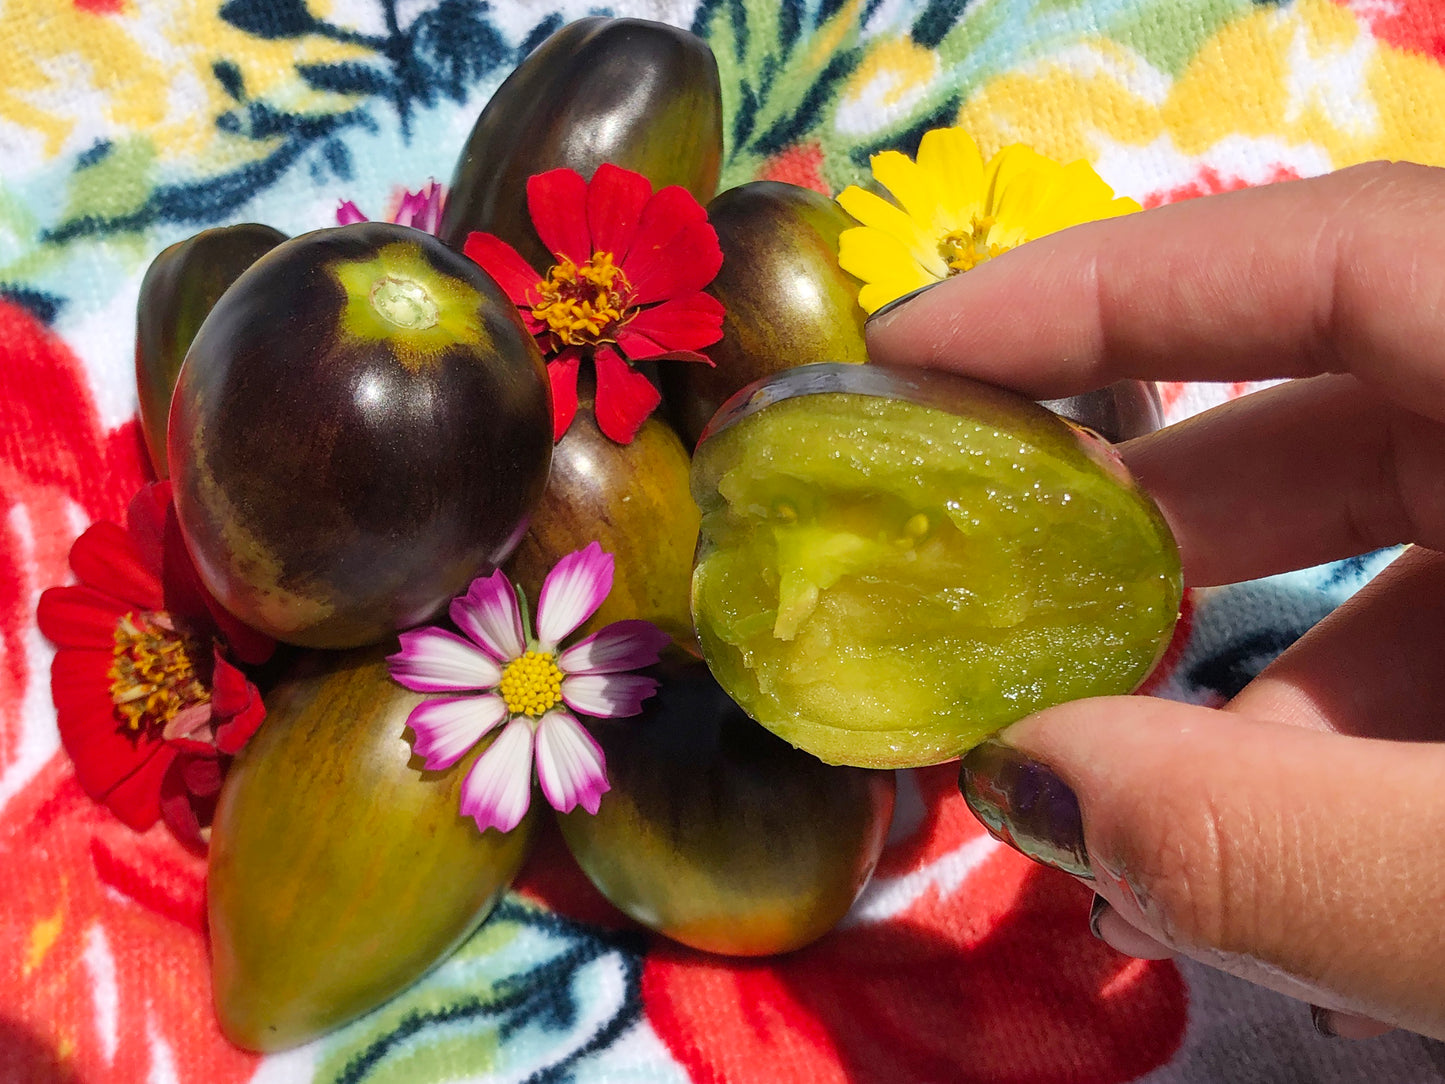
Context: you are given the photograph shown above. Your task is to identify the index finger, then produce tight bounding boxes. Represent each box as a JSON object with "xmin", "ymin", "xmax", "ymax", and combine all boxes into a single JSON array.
[{"xmin": 865, "ymin": 161, "xmax": 1445, "ymax": 422}]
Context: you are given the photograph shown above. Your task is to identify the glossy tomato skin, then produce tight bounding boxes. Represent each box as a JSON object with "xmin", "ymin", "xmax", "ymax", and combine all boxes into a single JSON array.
[
  {"xmin": 665, "ymin": 181, "xmax": 868, "ymax": 447},
  {"xmin": 558, "ymin": 661, "xmax": 896, "ymax": 956},
  {"xmin": 1038, "ymin": 380, "xmax": 1164, "ymax": 442},
  {"xmin": 505, "ymin": 400, "xmax": 699, "ymax": 654},
  {"xmin": 438, "ymin": 17, "xmax": 723, "ymax": 267},
  {"xmin": 169, "ymin": 222, "xmax": 552, "ymax": 648},
  {"xmin": 209, "ymin": 646, "xmax": 536, "ymax": 1051},
  {"xmin": 136, "ymin": 223, "xmax": 287, "ymax": 477}
]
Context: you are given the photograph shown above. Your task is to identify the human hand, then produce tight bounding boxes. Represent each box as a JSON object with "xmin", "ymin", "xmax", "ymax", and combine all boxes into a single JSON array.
[{"xmin": 866, "ymin": 160, "xmax": 1445, "ymax": 1042}]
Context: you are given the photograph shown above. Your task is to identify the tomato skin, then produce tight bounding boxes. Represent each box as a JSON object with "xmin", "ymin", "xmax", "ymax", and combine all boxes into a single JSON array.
[
  {"xmin": 438, "ymin": 17, "xmax": 723, "ymax": 268},
  {"xmin": 168, "ymin": 221, "xmax": 551, "ymax": 648},
  {"xmin": 135, "ymin": 223, "xmax": 286, "ymax": 477},
  {"xmin": 1039, "ymin": 380, "xmax": 1164, "ymax": 443},
  {"xmin": 208, "ymin": 647, "xmax": 536, "ymax": 1052},
  {"xmin": 665, "ymin": 181, "xmax": 869, "ymax": 449},
  {"xmin": 505, "ymin": 401, "xmax": 700, "ymax": 655},
  {"xmin": 559, "ymin": 662, "xmax": 896, "ymax": 956}
]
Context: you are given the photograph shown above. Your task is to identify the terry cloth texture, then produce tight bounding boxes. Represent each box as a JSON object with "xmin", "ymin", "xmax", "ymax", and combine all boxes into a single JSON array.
[{"xmin": 2, "ymin": 0, "xmax": 1444, "ymax": 1082}]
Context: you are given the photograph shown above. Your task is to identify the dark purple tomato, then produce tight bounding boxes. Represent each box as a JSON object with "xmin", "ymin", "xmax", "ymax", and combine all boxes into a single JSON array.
[
  {"xmin": 1039, "ymin": 380, "xmax": 1164, "ymax": 442},
  {"xmin": 168, "ymin": 222, "xmax": 552, "ymax": 648},
  {"xmin": 438, "ymin": 17, "xmax": 723, "ymax": 268},
  {"xmin": 664, "ymin": 181, "xmax": 869, "ymax": 448},
  {"xmin": 558, "ymin": 661, "xmax": 896, "ymax": 956},
  {"xmin": 136, "ymin": 223, "xmax": 286, "ymax": 476}
]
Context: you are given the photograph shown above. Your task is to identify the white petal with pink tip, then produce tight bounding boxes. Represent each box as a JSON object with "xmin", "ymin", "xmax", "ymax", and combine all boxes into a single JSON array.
[
  {"xmin": 535, "ymin": 710, "xmax": 609, "ymax": 815},
  {"xmin": 405, "ymin": 694, "xmax": 508, "ymax": 771},
  {"xmin": 388, "ymin": 628, "xmax": 503, "ymax": 692},
  {"xmin": 536, "ymin": 542, "xmax": 613, "ymax": 648},
  {"xmin": 452, "ymin": 571, "xmax": 527, "ymax": 661},
  {"xmin": 561, "ymin": 672, "xmax": 659, "ymax": 719},
  {"xmin": 558, "ymin": 620, "xmax": 670, "ymax": 675},
  {"xmin": 460, "ymin": 718, "xmax": 535, "ymax": 834}
]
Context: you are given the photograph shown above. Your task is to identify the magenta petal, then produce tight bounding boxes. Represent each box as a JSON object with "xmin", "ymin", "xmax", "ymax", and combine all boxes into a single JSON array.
[
  {"xmin": 526, "ymin": 169, "xmax": 592, "ymax": 264},
  {"xmin": 393, "ymin": 181, "xmax": 444, "ymax": 233},
  {"xmin": 387, "ymin": 627, "xmax": 504, "ymax": 692},
  {"xmin": 337, "ymin": 200, "xmax": 367, "ymax": 225},
  {"xmin": 452, "ymin": 570, "xmax": 527, "ymax": 660},
  {"xmin": 561, "ymin": 672, "xmax": 659, "ymax": 719},
  {"xmin": 558, "ymin": 620, "xmax": 670, "ymax": 675},
  {"xmin": 406, "ymin": 694, "xmax": 508, "ymax": 770},
  {"xmin": 459, "ymin": 717, "xmax": 535, "ymax": 834},
  {"xmin": 534, "ymin": 710, "xmax": 609, "ymax": 815},
  {"xmin": 535, "ymin": 542, "xmax": 613, "ymax": 648}
]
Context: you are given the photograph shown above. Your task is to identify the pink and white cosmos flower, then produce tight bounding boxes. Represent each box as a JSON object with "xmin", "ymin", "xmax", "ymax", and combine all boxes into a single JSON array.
[
  {"xmin": 337, "ymin": 179, "xmax": 445, "ymax": 234},
  {"xmin": 386, "ymin": 542, "xmax": 670, "ymax": 834}
]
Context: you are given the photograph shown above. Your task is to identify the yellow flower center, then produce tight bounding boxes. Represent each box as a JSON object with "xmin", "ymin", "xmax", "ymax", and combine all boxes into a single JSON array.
[
  {"xmin": 531, "ymin": 251, "xmax": 633, "ymax": 347},
  {"xmin": 109, "ymin": 612, "xmax": 209, "ymax": 734},
  {"xmin": 940, "ymin": 215, "xmax": 1010, "ymax": 274},
  {"xmin": 498, "ymin": 650, "xmax": 565, "ymax": 717}
]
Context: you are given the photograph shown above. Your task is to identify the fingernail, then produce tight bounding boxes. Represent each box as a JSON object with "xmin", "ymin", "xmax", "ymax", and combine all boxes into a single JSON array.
[
  {"xmin": 864, "ymin": 281, "xmax": 942, "ymax": 325},
  {"xmin": 1088, "ymin": 894, "xmax": 1109, "ymax": 940},
  {"xmin": 1310, "ymin": 1005, "xmax": 1338, "ymax": 1038},
  {"xmin": 959, "ymin": 738, "xmax": 1093, "ymax": 879}
]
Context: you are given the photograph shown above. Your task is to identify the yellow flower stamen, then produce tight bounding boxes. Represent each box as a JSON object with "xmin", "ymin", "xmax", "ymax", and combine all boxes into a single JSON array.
[
  {"xmin": 498, "ymin": 650, "xmax": 565, "ymax": 717},
  {"xmin": 531, "ymin": 251, "xmax": 633, "ymax": 347},
  {"xmin": 940, "ymin": 214, "xmax": 1010, "ymax": 274},
  {"xmin": 109, "ymin": 612, "xmax": 209, "ymax": 734}
]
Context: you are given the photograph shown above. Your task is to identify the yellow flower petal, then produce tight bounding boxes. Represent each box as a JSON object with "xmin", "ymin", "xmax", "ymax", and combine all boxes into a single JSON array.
[
  {"xmin": 870, "ymin": 150, "xmax": 946, "ymax": 229},
  {"xmin": 838, "ymin": 225, "xmax": 937, "ymax": 313},
  {"xmin": 837, "ymin": 185, "xmax": 947, "ymax": 278},
  {"xmin": 915, "ymin": 126, "xmax": 985, "ymax": 223},
  {"xmin": 834, "ymin": 125, "xmax": 1138, "ymax": 306}
]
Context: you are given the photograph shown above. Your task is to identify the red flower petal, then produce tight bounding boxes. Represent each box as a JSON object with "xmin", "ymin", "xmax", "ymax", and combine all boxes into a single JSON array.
[
  {"xmin": 617, "ymin": 293, "xmax": 725, "ymax": 359},
  {"xmin": 210, "ymin": 650, "xmax": 265, "ymax": 755},
  {"xmin": 464, "ymin": 231, "xmax": 546, "ymax": 308},
  {"xmin": 548, "ymin": 351, "xmax": 582, "ymax": 442},
  {"xmin": 593, "ymin": 347, "xmax": 661, "ymax": 444},
  {"xmin": 125, "ymin": 480, "xmax": 171, "ymax": 572},
  {"xmin": 68, "ymin": 521, "xmax": 162, "ymax": 611},
  {"xmin": 36, "ymin": 585, "xmax": 125, "ymax": 649},
  {"xmin": 586, "ymin": 164, "xmax": 654, "ymax": 264},
  {"xmin": 103, "ymin": 743, "xmax": 178, "ymax": 831},
  {"xmin": 526, "ymin": 169, "xmax": 592, "ymax": 265},
  {"xmin": 51, "ymin": 650, "xmax": 165, "ymax": 812},
  {"xmin": 623, "ymin": 188, "xmax": 722, "ymax": 305}
]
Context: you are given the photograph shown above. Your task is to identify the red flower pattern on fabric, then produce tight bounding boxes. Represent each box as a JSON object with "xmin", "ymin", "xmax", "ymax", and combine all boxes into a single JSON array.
[
  {"xmin": 35, "ymin": 481, "xmax": 273, "ymax": 850},
  {"xmin": 464, "ymin": 164, "xmax": 725, "ymax": 444}
]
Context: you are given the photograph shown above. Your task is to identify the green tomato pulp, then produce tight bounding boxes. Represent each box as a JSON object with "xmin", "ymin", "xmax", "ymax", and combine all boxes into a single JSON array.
[{"xmin": 690, "ymin": 392, "xmax": 1182, "ymax": 769}]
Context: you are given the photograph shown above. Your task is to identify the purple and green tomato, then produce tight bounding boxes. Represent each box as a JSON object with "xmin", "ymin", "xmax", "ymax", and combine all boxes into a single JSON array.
[
  {"xmin": 168, "ymin": 222, "xmax": 552, "ymax": 649},
  {"xmin": 689, "ymin": 363, "xmax": 1182, "ymax": 770}
]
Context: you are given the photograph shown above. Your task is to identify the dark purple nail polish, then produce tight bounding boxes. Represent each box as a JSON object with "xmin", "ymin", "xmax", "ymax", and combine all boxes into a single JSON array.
[
  {"xmin": 959, "ymin": 738, "xmax": 1093, "ymax": 879},
  {"xmin": 1310, "ymin": 1005, "xmax": 1339, "ymax": 1038},
  {"xmin": 1088, "ymin": 894, "xmax": 1109, "ymax": 940}
]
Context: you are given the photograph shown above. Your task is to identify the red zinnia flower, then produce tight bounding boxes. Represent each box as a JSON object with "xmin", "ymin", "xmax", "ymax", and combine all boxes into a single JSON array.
[
  {"xmin": 35, "ymin": 481, "xmax": 274, "ymax": 850},
  {"xmin": 464, "ymin": 163, "xmax": 725, "ymax": 444}
]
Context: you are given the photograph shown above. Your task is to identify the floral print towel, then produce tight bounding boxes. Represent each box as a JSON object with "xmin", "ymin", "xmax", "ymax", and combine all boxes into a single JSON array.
[{"xmin": 3, "ymin": 0, "xmax": 1445, "ymax": 1081}]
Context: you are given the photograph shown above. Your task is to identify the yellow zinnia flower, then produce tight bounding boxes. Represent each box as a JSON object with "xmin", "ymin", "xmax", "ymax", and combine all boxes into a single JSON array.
[{"xmin": 836, "ymin": 127, "xmax": 1140, "ymax": 314}]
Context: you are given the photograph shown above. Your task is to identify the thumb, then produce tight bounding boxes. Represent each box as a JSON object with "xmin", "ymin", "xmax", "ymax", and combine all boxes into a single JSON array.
[{"xmin": 959, "ymin": 697, "xmax": 1445, "ymax": 1040}]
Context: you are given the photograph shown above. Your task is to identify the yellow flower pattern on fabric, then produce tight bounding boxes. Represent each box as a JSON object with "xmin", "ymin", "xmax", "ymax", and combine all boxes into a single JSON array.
[
  {"xmin": 835, "ymin": 127, "xmax": 1138, "ymax": 314},
  {"xmin": 955, "ymin": 0, "xmax": 1445, "ymax": 199},
  {"xmin": 0, "ymin": 0, "xmax": 369, "ymax": 164}
]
